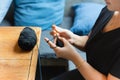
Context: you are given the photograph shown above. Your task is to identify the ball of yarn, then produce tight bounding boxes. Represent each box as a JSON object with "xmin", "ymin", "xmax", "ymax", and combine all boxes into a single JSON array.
[{"xmin": 18, "ymin": 27, "xmax": 37, "ymax": 51}]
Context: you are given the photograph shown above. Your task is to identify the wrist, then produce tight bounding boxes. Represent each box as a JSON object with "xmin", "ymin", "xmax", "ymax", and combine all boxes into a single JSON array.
[
  {"xmin": 70, "ymin": 34, "xmax": 79, "ymax": 45},
  {"xmin": 72, "ymin": 35, "xmax": 88, "ymax": 51},
  {"xmin": 76, "ymin": 60, "xmax": 86, "ymax": 69},
  {"xmin": 71, "ymin": 52, "xmax": 85, "ymax": 67}
]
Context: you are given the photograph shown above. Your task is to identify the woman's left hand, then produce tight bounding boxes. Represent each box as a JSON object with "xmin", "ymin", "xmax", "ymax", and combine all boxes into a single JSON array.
[{"xmin": 44, "ymin": 37, "xmax": 79, "ymax": 61}]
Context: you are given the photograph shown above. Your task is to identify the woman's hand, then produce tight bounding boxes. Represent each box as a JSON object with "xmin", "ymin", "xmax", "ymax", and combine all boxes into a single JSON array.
[
  {"xmin": 50, "ymin": 25, "xmax": 75, "ymax": 44},
  {"xmin": 44, "ymin": 37, "xmax": 79, "ymax": 61},
  {"xmin": 50, "ymin": 25, "xmax": 88, "ymax": 51}
]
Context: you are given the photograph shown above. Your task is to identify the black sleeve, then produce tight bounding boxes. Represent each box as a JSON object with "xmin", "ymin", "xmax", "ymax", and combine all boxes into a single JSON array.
[{"xmin": 110, "ymin": 48, "xmax": 120, "ymax": 79}]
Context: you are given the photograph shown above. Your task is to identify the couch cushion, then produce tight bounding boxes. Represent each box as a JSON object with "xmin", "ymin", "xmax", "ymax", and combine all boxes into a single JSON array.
[
  {"xmin": 14, "ymin": 0, "xmax": 65, "ymax": 30},
  {"xmin": 70, "ymin": 2, "xmax": 104, "ymax": 35},
  {"xmin": 0, "ymin": 0, "xmax": 12, "ymax": 23}
]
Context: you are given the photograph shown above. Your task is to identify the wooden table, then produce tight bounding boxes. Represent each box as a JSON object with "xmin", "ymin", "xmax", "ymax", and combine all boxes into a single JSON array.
[{"xmin": 0, "ymin": 27, "xmax": 41, "ymax": 80}]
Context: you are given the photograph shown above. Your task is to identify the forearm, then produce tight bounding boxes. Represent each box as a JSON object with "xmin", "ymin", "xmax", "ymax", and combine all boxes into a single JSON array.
[
  {"xmin": 71, "ymin": 34, "xmax": 88, "ymax": 51},
  {"xmin": 72, "ymin": 53, "xmax": 107, "ymax": 80}
]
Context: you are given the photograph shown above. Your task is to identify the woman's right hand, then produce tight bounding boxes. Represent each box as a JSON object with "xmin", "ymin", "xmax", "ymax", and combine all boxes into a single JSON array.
[{"xmin": 51, "ymin": 25, "xmax": 75, "ymax": 44}]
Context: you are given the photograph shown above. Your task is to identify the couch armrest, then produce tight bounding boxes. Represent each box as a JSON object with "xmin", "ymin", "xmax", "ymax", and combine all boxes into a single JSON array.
[{"xmin": 4, "ymin": 1, "xmax": 14, "ymax": 25}]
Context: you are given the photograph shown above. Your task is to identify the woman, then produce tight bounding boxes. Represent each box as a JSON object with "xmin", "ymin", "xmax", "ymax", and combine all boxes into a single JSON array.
[{"xmin": 44, "ymin": 0, "xmax": 120, "ymax": 80}]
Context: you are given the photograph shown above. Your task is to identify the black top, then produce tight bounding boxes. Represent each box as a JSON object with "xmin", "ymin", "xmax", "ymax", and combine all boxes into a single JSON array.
[{"xmin": 85, "ymin": 6, "xmax": 120, "ymax": 78}]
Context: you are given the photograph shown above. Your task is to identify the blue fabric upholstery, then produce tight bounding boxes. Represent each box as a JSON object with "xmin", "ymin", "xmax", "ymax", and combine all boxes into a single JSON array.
[
  {"xmin": 70, "ymin": 2, "xmax": 105, "ymax": 35},
  {"xmin": 0, "ymin": 0, "xmax": 12, "ymax": 23},
  {"xmin": 14, "ymin": 0, "xmax": 65, "ymax": 30}
]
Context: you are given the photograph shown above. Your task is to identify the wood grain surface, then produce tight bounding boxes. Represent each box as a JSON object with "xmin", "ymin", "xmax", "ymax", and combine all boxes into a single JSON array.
[{"xmin": 0, "ymin": 27, "xmax": 41, "ymax": 80}]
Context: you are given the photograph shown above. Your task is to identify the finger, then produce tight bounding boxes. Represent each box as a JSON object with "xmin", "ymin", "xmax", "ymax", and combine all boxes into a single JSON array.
[
  {"xmin": 52, "ymin": 25, "xmax": 63, "ymax": 33},
  {"xmin": 52, "ymin": 24, "xmax": 58, "ymax": 30},
  {"xmin": 44, "ymin": 37, "xmax": 58, "ymax": 49},
  {"xmin": 50, "ymin": 30, "xmax": 58, "ymax": 37},
  {"xmin": 53, "ymin": 36, "xmax": 57, "ymax": 44}
]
